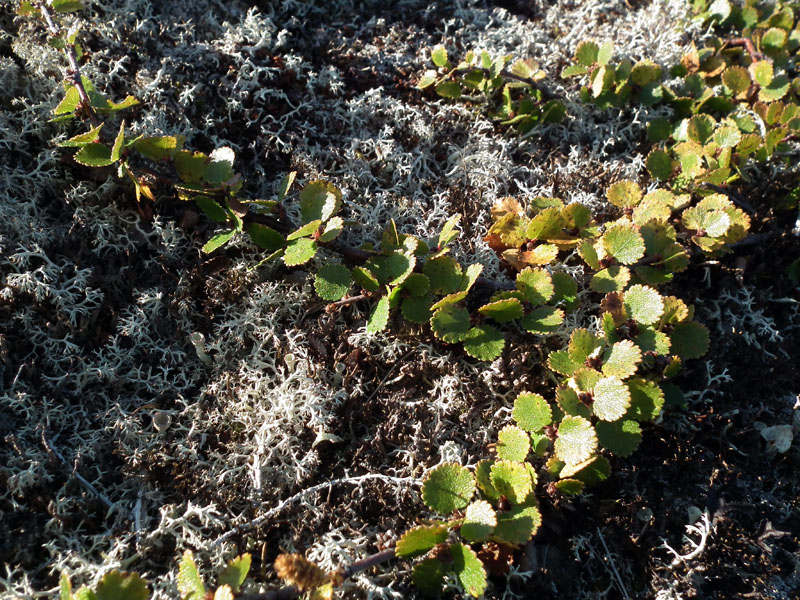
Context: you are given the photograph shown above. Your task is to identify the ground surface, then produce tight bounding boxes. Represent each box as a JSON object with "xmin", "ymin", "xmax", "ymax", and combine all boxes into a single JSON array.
[{"xmin": 1, "ymin": 0, "xmax": 799, "ymax": 598}]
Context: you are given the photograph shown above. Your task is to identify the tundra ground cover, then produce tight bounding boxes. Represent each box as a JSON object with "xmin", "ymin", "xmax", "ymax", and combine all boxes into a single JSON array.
[{"xmin": 1, "ymin": 0, "xmax": 799, "ymax": 598}]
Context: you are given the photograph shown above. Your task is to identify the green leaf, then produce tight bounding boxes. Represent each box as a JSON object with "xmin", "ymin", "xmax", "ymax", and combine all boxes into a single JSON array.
[
  {"xmin": 437, "ymin": 213, "xmax": 461, "ymax": 249},
  {"xmin": 451, "ymin": 543, "xmax": 487, "ymax": 598},
  {"xmin": 422, "ymin": 463, "xmax": 476, "ymax": 514},
  {"xmin": 318, "ymin": 216, "xmax": 344, "ymax": 242},
  {"xmin": 411, "ymin": 558, "xmax": 447, "ymax": 597},
  {"xmin": 749, "ymin": 60, "xmax": 773, "ymax": 87},
  {"xmin": 552, "ymin": 272, "xmax": 578, "ymax": 307},
  {"xmin": 247, "ymin": 223, "xmax": 285, "ymax": 251},
  {"xmin": 554, "ymin": 479, "xmax": 584, "ymax": 495},
  {"xmin": 277, "ymin": 171, "xmax": 296, "ymax": 202},
  {"xmin": 463, "ymin": 325, "xmax": 505, "ymax": 361},
  {"xmin": 493, "ymin": 502, "xmax": 542, "ymax": 546},
  {"xmin": 435, "ymin": 81, "xmax": 462, "ymax": 98},
  {"xmin": 603, "ymin": 224, "xmax": 645, "ymax": 265},
  {"xmin": 475, "ymin": 459, "xmax": 501, "ymax": 503},
  {"xmin": 597, "ymin": 41, "xmax": 613, "ymax": 66},
  {"xmin": 54, "ymin": 84, "xmax": 81, "ymax": 115},
  {"xmin": 203, "ymin": 146, "xmax": 235, "ymax": 184},
  {"xmin": 134, "ymin": 135, "xmax": 184, "ymax": 160},
  {"xmin": 670, "ymin": 321, "xmax": 710, "ymax": 359},
  {"xmin": 460, "ymin": 263, "xmax": 483, "ymax": 292},
  {"xmin": 758, "ymin": 74, "xmax": 790, "ymax": 102},
  {"xmin": 431, "ymin": 46, "xmax": 449, "ymax": 68},
  {"xmin": 516, "ymin": 267, "xmax": 554, "ymax": 305},
  {"xmin": 623, "ymin": 285, "xmax": 664, "ymax": 325},
  {"xmin": 592, "ymin": 376, "xmax": 632, "ymax": 421},
  {"xmin": 512, "ymin": 392, "xmax": 552, "ymax": 433},
  {"xmin": 195, "ymin": 195, "xmax": 228, "ymax": 223},
  {"xmin": 286, "ymin": 219, "xmax": 321, "ymax": 241},
  {"xmin": 490, "ymin": 460, "xmax": 533, "ymax": 505},
  {"xmin": 95, "ymin": 572, "xmax": 148, "ymax": 600},
  {"xmin": 299, "ymin": 180, "xmax": 341, "ymax": 224},
  {"xmin": 601, "ymin": 340, "xmax": 642, "ymax": 379},
  {"xmin": 496, "ymin": 425, "xmax": 531, "ymax": 462},
  {"xmin": 202, "ymin": 229, "xmax": 236, "ymax": 254},
  {"xmin": 430, "ymin": 304, "xmax": 471, "ymax": 343},
  {"xmin": 722, "ymin": 66, "xmax": 751, "ymax": 96},
  {"xmin": 366, "ymin": 295, "xmax": 391, "ymax": 334},
  {"xmin": 401, "ymin": 295, "xmax": 434, "ymax": 324},
  {"xmin": 417, "ymin": 70, "xmax": 438, "ymax": 89},
  {"xmin": 395, "ymin": 524, "xmax": 449, "ymax": 558},
  {"xmin": 218, "ymin": 554, "xmax": 251, "ymax": 593},
  {"xmin": 352, "ymin": 266, "xmax": 380, "ymax": 292},
  {"xmin": 73, "ymin": 143, "xmax": 114, "ymax": 167},
  {"xmin": 423, "ymin": 256, "xmax": 463, "ymax": 295},
  {"xmin": 686, "ymin": 114, "xmax": 716, "ymax": 144},
  {"xmin": 596, "ymin": 419, "xmax": 642, "ymax": 456},
  {"xmin": 560, "ymin": 454, "xmax": 610, "ymax": 486},
  {"xmin": 314, "ymin": 264, "xmax": 351, "ymax": 301},
  {"xmin": 606, "ymin": 180, "xmax": 643, "ymax": 208},
  {"xmin": 568, "ymin": 328, "xmax": 602, "ymax": 364},
  {"xmin": 366, "ymin": 252, "xmax": 415, "ymax": 286},
  {"xmin": 174, "ymin": 151, "xmax": 208, "ymax": 184},
  {"xmin": 283, "ymin": 238, "xmax": 317, "ymax": 266},
  {"xmin": 461, "ymin": 500, "xmax": 497, "ymax": 542},
  {"xmin": 178, "ymin": 550, "xmax": 206, "ymax": 600},
  {"xmin": 60, "ymin": 573, "xmax": 72, "ymax": 600},
  {"xmin": 52, "ymin": 0, "xmax": 83, "ymax": 13},
  {"xmin": 60, "ymin": 123, "xmax": 104, "ymax": 147},
  {"xmin": 73, "ymin": 588, "xmax": 98, "ymax": 600},
  {"xmin": 556, "ymin": 386, "xmax": 592, "ymax": 419},
  {"xmin": 590, "ymin": 265, "xmax": 631, "ymax": 293},
  {"xmin": 521, "ymin": 306, "xmax": 564, "ymax": 333},
  {"xmin": 478, "ymin": 298, "xmax": 523, "ymax": 322},
  {"xmin": 630, "ymin": 59, "xmax": 662, "ymax": 86},
  {"xmin": 762, "ymin": 27, "xmax": 788, "ymax": 52},
  {"xmin": 646, "ymin": 149, "xmax": 673, "ymax": 181},
  {"xmin": 574, "ymin": 41, "xmax": 599, "ymax": 67},
  {"xmin": 554, "ymin": 416, "xmax": 597, "ymax": 466},
  {"xmin": 626, "ymin": 378, "xmax": 665, "ymax": 421},
  {"xmin": 525, "ymin": 206, "xmax": 565, "ymax": 240}
]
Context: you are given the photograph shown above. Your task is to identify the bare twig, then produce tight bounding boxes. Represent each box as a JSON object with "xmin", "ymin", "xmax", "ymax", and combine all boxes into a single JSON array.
[
  {"xmin": 211, "ymin": 474, "xmax": 419, "ymax": 547},
  {"xmin": 596, "ymin": 527, "xmax": 631, "ymax": 600},
  {"xmin": 40, "ymin": 428, "xmax": 115, "ymax": 512},
  {"xmin": 35, "ymin": 1, "xmax": 94, "ymax": 116}
]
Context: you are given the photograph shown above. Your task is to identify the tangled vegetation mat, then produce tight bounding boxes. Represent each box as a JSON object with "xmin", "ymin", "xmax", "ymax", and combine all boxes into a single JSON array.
[{"xmin": 2, "ymin": 0, "xmax": 800, "ymax": 598}]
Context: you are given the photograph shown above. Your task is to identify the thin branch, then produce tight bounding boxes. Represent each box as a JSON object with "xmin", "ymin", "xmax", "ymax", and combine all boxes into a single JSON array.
[
  {"xmin": 211, "ymin": 474, "xmax": 419, "ymax": 547},
  {"xmin": 40, "ymin": 428, "xmax": 115, "ymax": 512},
  {"xmin": 36, "ymin": 1, "xmax": 94, "ymax": 116},
  {"xmin": 596, "ymin": 527, "xmax": 631, "ymax": 600}
]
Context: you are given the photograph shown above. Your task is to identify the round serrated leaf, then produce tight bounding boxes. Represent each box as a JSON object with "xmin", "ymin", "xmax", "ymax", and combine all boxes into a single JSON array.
[
  {"xmin": 626, "ymin": 378, "xmax": 665, "ymax": 421},
  {"xmin": 749, "ymin": 60, "xmax": 773, "ymax": 87},
  {"xmin": 178, "ymin": 550, "xmax": 205, "ymax": 600},
  {"xmin": 478, "ymin": 298, "xmax": 523, "ymax": 322},
  {"xmin": 283, "ymin": 238, "xmax": 317, "ymax": 266},
  {"xmin": 762, "ymin": 27, "xmax": 787, "ymax": 52},
  {"xmin": 603, "ymin": 224, "xmax": 645, "ymax": 265},
  {"xmin": 395, "ymin": 524, "xmax": 449, "ymax": 558},
  {"xmin": 463, "ymin": 325, "xmax": 505, "ymax": 361},
  {"xmin": 560, "ymin": 454, "xmax": 610, "ymax": 486},
  {"xmin": 572, "ymin": 367, "xmax": 602, "ymax": 393},
  {"xmin": 575, "ymin": 41, "xmax": 599, "ymax": 66},
  {"xmin": 493, "ymin": 502, "xmax": 542, "ymax": 546},
  {"xmin": 606, "ymin": 180, "xmax": 642, "ymax": 208},
  {"xmin": 422, "ymin": 463, "xmax": 476, "ymax": 514},
  {"xmin": 758, "ymin": 74, "xmax": 790, "ymax": 102},
  {"xmin": 686, "ymin": 114, "xmax": 716, "ymax": 144},
  {"xmin": 366, "ymin": 297, "xmax": 391, "ymax": 336},
  {"xmin": 601, "ymin": 339, "xmax": 642, "ymax": 379},
  {"xmin": 569, "ymin": 328, "xmax": 602, "ymax": 363},
  {"xmin": 475, "ymin": 459, "xmax": 500, "ymax": 502},
  {"xmin": 351, "ymin": 266, "xmax": 379, "ymax": 292},
  {"xmin": 722, "ymin": 66, "xmax": 751, "ymax": 95},
  {"xmin": 556, "ymin": 386, "xmax": 592, "ymax": 419},
  {"xmin": 554, "ymin": 478, "xmax": 584, "ymax": 495},
  {"xmin": 526, "ymin": 207, "xmax": 565, "ymax": 240},
  {"xmin": 521, "ymin": 306, "xmax": 564, "ymax": 333},
  {"xmin": 96, "ymin": 571, "xmax": 149, "ymax": 600},
  {"xmin": 623, "ymin": 284, "xmax": 664, "ymax": 325},
  {"xmin": 592, "ymin": 376, "xmax": 632, "ymax": 421},
  {"xmin": 461, "ymin": 500, "xmax": 497, "ymax": 542},
  {"xmin": 516, "ymin": 267, "xmax": 554, "ymax": 305},
  {"xmin": 490, "ymin": 460, "xmax": 533, "ymax": 505},
  {"xmin": 646, "ymin": 149, "xmax": 673, "ymax": 181},
  {"xmin": 402, "ymin": 273, "xmax": 430, "ymax": 297},
  {"xmin": 299, "ymin": 180, "xmax": 341, "ymax": 225},
  {"xmin": 430, "ymin": 304, "xmax": 471, "ymax": 343},
  {"xmin": 451, "ymin": 542, "xmax": 487, "ymax": 598},
  {"xmin": 401, "ymin": 295, "xmax": 434, "ymax": 324},
  {"xmin": 496, "ymin": 425, "xmax": 531, "ymax": 462},
  {"xmin": 596, "ymin": 419, "xmax": 642, "ymax": 456},
  {"xmin": 670, "ymin": 321, "xmax": 710, "ymax": 359},
  {"xmin": 411, "ymin": 558, "xmax": 447, "ymax": 597},
  {"xmin": 513, "ymin": 392, "xmax": 552, "ymax": 433},
  {"xmin": 423, "ymin": 256, "xmax": 463, "ymax": 295},
  {"xmin": 318, "ymin": 216, "xmax": 344, "ymax": 242},
  {"xmin": 590, "ymin": 265, "xmax": 631, "ymax": 293},
  {"xmin": 552, "ymin": 272, "xmax": 578, "ymax": 306},
  {"xmin": 714, "ymin": 124, "xmax": 741, "ymax": 148},
  {"xmin": 314, "ymin": 264, "xmax": 351, "ymax": 301},
  {"xmin": 554, "ymin": 416, "xmax": 597, "ymax": 466},
  {"xmin": 635, "ymin": 327, "xmax": 671, "ymax": 355},
  {"xmin": 366, "ymin": 252, "xmax": 415, "ymax": 286}
]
